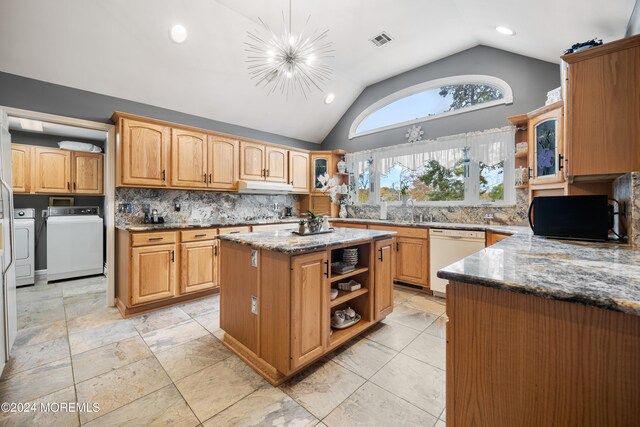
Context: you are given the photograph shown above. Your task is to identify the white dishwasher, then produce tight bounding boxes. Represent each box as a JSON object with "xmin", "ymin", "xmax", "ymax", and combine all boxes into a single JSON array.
[
  {"xmin": 429, "ymin": 228, "xmax": 485, "ymax": 297},
  {"xmin": 46, "ymin": 206, "xmax": 103, "ymax": 282}
]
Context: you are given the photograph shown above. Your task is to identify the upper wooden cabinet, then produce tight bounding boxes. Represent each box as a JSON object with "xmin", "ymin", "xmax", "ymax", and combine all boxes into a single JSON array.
[
  {"xmin": 310, "ymin": 153, "xmax": 332, "ymax": 192},
  {"xmin": 171, "ymin": 129, "xmax": 208, "ymax": 188},
  {"xmin": 120, "ymin": 118, "xmax": 169, "ymax": 187},
  {"xmin": 13, "ymin": 145, "xmax": 103, "ymax": 195},
  {"xmin": 73, "ymin": 152, "xmax": 104, "ymax": 194},
  {"xmin": 11, "ymin": 144, "xmax": 32, "ymax": 194},
  {"xmin": 528, "ymin": 105, "xmax": 565, "ymax": 185},
  {"xmin": 208, "ymin": 136, "xmax": 238, "ymax": 190},
  {"xmin": 239, "ymin": 141, "xmax": 266, "ymax": 181},
  {"xmin": 562, "ymin": 35, "xmax": 640, "ymax": 178},
  {"xmin": 289, "ymin": 151, "xmax": 310, "ymax": 193},
  {"xmin": 265, "ymin": 146, "xmax": 288, "ymax": 183},
  {"xmin": 34, "ymin": 147, "xmax": 71, "ymax": 194}
]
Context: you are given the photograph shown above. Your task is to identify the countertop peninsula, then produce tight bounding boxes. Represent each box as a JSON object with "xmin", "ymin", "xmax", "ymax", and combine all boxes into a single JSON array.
[{"xmin": 116, "ymin": 217, "xmax": 303, "ymax": 231}]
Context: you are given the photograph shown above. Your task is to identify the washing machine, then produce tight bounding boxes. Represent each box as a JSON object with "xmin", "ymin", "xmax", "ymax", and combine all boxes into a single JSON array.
[{"xmin": 14, "ymin": 208, "xmax": 35, "ymax": 287}]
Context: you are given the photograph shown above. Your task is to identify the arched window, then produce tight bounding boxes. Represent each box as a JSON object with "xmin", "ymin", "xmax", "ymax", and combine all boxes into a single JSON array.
[{"xmin": 349, "ymin": 75, "xmax": 513, "ymax": 139}]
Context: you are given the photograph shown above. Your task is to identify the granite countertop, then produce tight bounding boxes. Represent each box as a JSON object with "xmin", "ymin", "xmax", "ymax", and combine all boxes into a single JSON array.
[
  {"xmin": 437, "ymin": 233, "xmax": 640, "ymax": 316},
  {"xmin": 218, "ymin": 227, "xmax": 397, "ymax": 254},
  {"xmin": 331, "ymin": 218, "xmax": 532, "ymax": 235},
  {"xmin": 116, "ymin": 217, "xmax": 304, "ymax": 232}
]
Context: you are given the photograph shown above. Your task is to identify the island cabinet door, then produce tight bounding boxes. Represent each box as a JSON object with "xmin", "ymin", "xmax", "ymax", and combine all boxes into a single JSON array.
[
  {"xmin": 290, "ymin": 251, "xmax": 329, "ymax": 370},
  {"xmin": 130, "ymin": 244, "xmax": 177, "ymax": 305},
  {"xmin": 375, "ymin": 238, "xmax": 395, "ymax": 320},
  {"xmin": 180, "ymin": 240, "xmax": 218, "ymax": 294}
]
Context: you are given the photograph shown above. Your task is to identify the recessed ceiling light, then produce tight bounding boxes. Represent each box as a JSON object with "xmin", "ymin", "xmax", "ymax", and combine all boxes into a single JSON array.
[
  {"xmin": 19, "ymin": 118, "xmax": 43, "ymax": 132},
  {"xmin": 170, "ymin": 24, "xmax": 188, "ymax": 43},
  {"xmin": 495, "ymin": 26, "xmax": 515, "ymax": 36},
  {"xmin": 324, "ymin": 93, "xmax": 336, "ymax": 104}
]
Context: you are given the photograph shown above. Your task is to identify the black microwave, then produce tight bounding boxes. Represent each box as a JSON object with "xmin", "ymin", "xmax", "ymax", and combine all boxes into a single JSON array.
[{"xmin": 528, "ymin": 195, "xmax": 610, "ymax": 241}]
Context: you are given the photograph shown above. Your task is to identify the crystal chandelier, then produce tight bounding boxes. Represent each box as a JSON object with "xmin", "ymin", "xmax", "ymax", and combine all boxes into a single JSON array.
[{"xmin": 245, "ymin": 0, "xmax": 333, "ymax": 99}]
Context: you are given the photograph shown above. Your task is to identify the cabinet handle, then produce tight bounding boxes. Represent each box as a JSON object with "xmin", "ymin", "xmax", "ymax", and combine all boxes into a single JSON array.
[
  {"xmin": 528, "ymin": 168, "xmax": 532, "ymax": 179},
  {"xmin": 229, "ymin": 231, "xmax": 241, "ymax": 234},
  {"xmin": 558, "ymin": 154, "xmax": 564, "ymax": 171},
  {"xmin": 195, "ymin": 234, "xmax": 207, "ymax": 237},
  {"xmin": 148, "ymin": 237, "xmax": 163, "ymax": 241},
  {"xmin": 396, "ymin": 242, "xmax": 399, "ymax": 252},
  {"xmin": 378, "ymin": 247, "xmax": 383, "ymax": 261},
  {"xmin": 266, "ymin": 169, "xmax": 270, "ymax": 177},
  {"xmin": 262, "ymin": 169, "xmax": 266, "ymax": 177},
  {"xmin": 214, "ymin": 245, "xmax": 218, "ymax": 256},
  {"xmin": 67, "ymin": 182, "xmax": 70, "ymax": 190},
  {"xmin": 162, "ymin": 170, "xmax": 166, "ymax": 181},
  {"xmin": 209, "ymin": 173, "xmax": 212, "ymax": 184},
  {"xmin": 324, "ymin": 260, "xmax": 329, "ymax": 278},
  {"xmin": 204, "ymin": 173, "xmax": 207, "ymax": 183},
  {"xmin": 73, "ymin": 182, "xmax": 76, "ymax": 191},
  {"xmin": 171, "ymin": 250, "xmax": 175, "ymax": 262}
]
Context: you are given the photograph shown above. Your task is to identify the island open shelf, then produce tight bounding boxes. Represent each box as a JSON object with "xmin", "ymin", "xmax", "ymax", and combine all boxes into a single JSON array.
[{"xmin": 217, "ymin": 228, "xmax": 396, "ymax": 385}]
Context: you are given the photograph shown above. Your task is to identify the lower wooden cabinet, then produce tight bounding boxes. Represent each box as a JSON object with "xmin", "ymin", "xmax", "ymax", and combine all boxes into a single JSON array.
[
  {"xmin": 375, "ymin": 238, "xmax": 394, "ymax": 320},
  {"xmin": 290, "ymin": 251, "xmax": 328, "ymax": 370},
  {"xmin": 130, "ymin": 243, "xmax": 176, "ymax": 305},
  {"xmin": 181, "ymin": 239, "xmax": 219, "ymax": 294},
  {"xmin": 486, "ymin": 231, "xmax": 512, "ymax": 246},
  {"xmin": 117, "ymin": 228, "xmax": 219, "ymax": 316},
  {"xmin": 395, "ymin": 236, "xmax": 429, "ymax": 286}
]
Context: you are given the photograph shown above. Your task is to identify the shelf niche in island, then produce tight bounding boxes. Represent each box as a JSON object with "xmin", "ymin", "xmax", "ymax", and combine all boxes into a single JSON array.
[{"xmin": 218, "ymin": 231, "xmax": 395, "ymax": 385}]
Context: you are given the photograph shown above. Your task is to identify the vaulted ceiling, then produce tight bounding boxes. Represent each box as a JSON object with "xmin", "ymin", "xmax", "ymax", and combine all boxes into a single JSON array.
[{"xmin": 0, "ymin": 0, "xmax": 634, "ymax": 143}]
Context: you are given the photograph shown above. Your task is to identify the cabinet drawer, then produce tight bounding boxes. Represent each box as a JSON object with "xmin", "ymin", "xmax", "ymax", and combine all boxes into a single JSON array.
[
  {"xmin": 131, "ymin": 231, "xmax": 177, "ymax": 247},
  {"xmin": 181, "ymin": 228, "xmax": 217, "ymax": 242},
  {"xmin": 368, "ymin": 225, "xmax": 429, "ymax": 239},
  {"xmin": 252, "ymin": 223, "xmax": 298, "ymax": 232},
  {"xmin": 218, "ymin": 226, "xmax": 251, "ymax": 235},
  {"xmin": 331, "ymin": 222, "xmax": 368, "ymax": 229}
]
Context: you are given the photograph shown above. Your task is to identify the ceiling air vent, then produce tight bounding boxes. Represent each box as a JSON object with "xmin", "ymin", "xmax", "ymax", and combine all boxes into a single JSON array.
[{"xmin": 370, "ymin": 31, "xmax": 393, "ymax": 47}]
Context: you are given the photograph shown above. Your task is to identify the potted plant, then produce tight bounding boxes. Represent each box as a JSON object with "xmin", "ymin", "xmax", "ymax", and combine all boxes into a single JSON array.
[
  {"xmin": 304, "ymin": 210, "xmax": 323, "ymax": 233},
  {"xmin": 298, "ymin": 219, "xmax": 306, "ymax": 234}
]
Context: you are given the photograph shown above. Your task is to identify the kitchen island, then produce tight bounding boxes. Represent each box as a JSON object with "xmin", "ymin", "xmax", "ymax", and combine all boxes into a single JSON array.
[
  {"xmin": 217, "ymin": 228, "xmax": 396, "ymax": 385},
  {"xmin": 438, "ymin": 234, "xmax": 640, "ymax": 426}
]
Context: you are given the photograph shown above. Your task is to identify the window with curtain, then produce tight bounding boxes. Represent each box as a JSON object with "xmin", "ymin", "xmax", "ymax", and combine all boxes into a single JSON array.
[{"xmin": 346, "ymin": 127, "xmax": 515, "ymax": 206}]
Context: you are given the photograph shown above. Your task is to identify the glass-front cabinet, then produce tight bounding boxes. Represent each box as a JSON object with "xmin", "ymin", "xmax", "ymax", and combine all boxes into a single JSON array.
[
  {"xmin": 311, "ymin": 153, "xmax": 331, "ymax": 192},
  {"xmin": 528, "ymin": 106, "xmax": 564, "ymax": 184}
]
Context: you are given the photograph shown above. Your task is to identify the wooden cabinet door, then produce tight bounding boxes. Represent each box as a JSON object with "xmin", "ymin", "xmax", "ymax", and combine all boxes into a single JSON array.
[
  {"xmin": 265, "ymin": 146, "xmax": 288, "ymax": 183},
  {"xmin": 239, "ymin": 141, "xmax": 265, "ymax": 181},
  {"xmin": 121, "ymin": 119, "xmax": 169, "ymax": 186},
  {"xmin": 528, "ymin": 106, "xmax": 565, "ymax": 185},
  {"xmin": 34, "ymin": 147, "xmax": 71, "ymax": 194},
  {"xmin": 131, "ymin": 243, "xmax": 176, "ymax": 305},
  {"xmin": 289, "ymin": 151, "xmax": 309, "ymax": 193},
  {"xmin": 395, "ymin": 237, "xmax": 429, "ymax": 286},
  {"xmin": 375, "ymin": 238, "xmax": 394, "ymax": 320},
  {"xmin": 565, "ymin": 45, "xmax": 640, "ymax": 177},
  {"xmin": 208, "ymin": 136, "xmax": 238, "ymax": 190},
  {"xmin": 181, "ymin": 240, "xmax": 218, "ymax": 294},
  {"xmin": 171, "ymin": 129, "xmax": 208, "ymax": 188},
  {"xmin": 73, "ymin": 152, "xmax": 103, "ymax": 194},
  {"xmin": 11, "ymin": 144, "xmax": 32, "ymax": 193},
  {"xmin": 290, "ymin": 251, "xmax": 328, "ymax": 370}
]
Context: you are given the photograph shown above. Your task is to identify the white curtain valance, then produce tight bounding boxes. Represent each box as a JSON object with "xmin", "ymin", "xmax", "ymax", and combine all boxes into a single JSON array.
[{"xmin": 346, "ymin": 126, "xmax": 515, "ymax": 175}]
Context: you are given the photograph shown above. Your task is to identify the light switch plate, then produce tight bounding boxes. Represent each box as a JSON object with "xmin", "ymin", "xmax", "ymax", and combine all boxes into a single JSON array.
[{"xmin": 251, "ymin": 250, "xmax": 258, "ymax": 267}]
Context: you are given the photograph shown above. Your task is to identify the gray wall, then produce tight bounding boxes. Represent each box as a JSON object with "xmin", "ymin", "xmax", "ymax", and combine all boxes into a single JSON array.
[
  {"xmin": 0, "ymin": 71, "xmax": 317, "ymax": 151},
  {"xmin": 11, "ymin": 131, "xmax": 106, "ymax": 271},
  {"xmin": 321, "ymin": 45, "xmax": 560, "ymax": 151},
  {"xmin": 627, "ymin": 0, "xmax": 640, "ymax": 36}
]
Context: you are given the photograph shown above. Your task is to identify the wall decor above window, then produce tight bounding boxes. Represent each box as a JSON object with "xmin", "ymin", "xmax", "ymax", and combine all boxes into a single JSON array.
[{"xmin": 349, "ymin": 75, "xmax": 513, "ymax": 139}]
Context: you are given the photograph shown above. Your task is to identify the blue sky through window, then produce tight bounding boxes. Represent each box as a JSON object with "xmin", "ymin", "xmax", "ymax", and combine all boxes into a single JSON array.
[{"xmin": 357, "ymin": 88, "xmax": 453, "ymax": 133}]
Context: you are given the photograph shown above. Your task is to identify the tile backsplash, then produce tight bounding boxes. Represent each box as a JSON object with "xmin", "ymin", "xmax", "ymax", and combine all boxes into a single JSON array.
[
  {"xmin": 115, "ymin": 188, "xmax": 300, "ymax": 226},
  {"xmin": 347, "ymin": 188, "xmax": 530, "ymax": 226},
  {"xmin": 613, "ymin": 172, "xmax": 639, "ymax": 247}
]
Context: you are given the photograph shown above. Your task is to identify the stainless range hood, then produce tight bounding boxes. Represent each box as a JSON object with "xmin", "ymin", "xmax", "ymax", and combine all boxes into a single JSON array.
[{"xmin": 237, "ymin": 180, "xmax": 293, "ymax": 194}]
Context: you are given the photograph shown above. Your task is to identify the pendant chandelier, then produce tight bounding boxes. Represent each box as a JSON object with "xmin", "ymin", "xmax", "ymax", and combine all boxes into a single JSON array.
[{"xmin": 245, "ymin": 0, "xmax": 333, "ymax": 99}]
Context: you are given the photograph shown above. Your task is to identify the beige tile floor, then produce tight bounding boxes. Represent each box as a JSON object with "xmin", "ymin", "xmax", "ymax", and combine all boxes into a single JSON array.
[{"xmin": 0, "ymin": 278, "xmax": 447, "ymax": 426}]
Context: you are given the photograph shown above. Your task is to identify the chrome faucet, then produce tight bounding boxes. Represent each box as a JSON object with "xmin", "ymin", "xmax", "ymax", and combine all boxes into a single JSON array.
[{"xmin": 408, "ymin": 199, "xmax": 415, "ymax": 223}]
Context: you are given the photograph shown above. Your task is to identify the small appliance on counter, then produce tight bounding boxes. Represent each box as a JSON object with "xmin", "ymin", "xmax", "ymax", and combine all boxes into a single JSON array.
[{"xmin": 528, "ymin": 195, "xmax": 610, "ymax": 241}]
